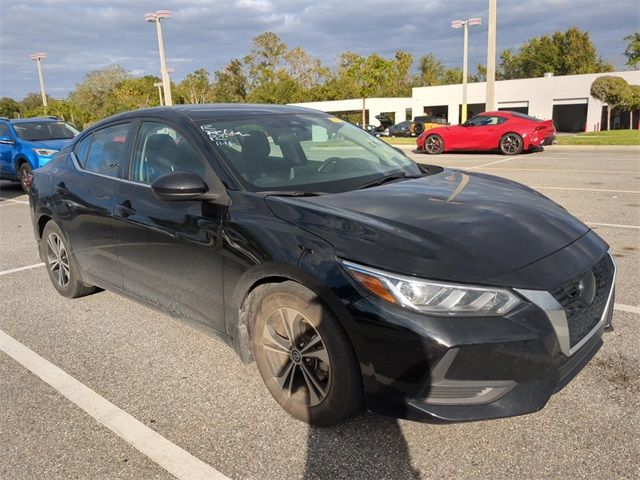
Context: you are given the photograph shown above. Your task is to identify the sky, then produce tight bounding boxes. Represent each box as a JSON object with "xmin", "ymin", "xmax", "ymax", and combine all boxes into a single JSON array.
[{"xmin": 0, "ymin": 0, "xmax": 638, "ymax": 100}]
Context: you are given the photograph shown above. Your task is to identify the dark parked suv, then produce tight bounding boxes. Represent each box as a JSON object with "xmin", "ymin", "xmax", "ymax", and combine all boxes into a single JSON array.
[{"xmin": 29, "ymin": 104, "xmax": 615, "ymax": 425}]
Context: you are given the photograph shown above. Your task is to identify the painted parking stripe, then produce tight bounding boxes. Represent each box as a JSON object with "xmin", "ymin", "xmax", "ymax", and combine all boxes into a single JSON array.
[
  {"xmin": 0, "ymin": 329, "xmax": 230, "ymax": 480},
  {"xmin": 615, "ymin": 304, "xmax": 640, "ymax": 315},
  {"xmin": 588, "ymin": 222, "xmax": 640, "ymax": 230},
  {"xmin": 0, "ymin": 263, "xmax": 45, "ymax": 277},
  {"xmin": 532, "ymin": 186, "xmax": 640, "ymax": 194},
  {"xmin": 479, "ymin": 168, "xmax": 639, "ymax": 175},
  {"xmin": 0, "ymin": 197, "xmax": 29, "ymax": 205},
  {"xmin": 467, "ymin": 157, "xmax": 517, "ymax": 169}
]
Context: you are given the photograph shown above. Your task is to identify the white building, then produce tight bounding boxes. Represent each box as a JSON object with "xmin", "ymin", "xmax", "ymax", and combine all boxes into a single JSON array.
[{"xmin": 291, "ymin": 70, "xmax": 640, "ymax": 132}]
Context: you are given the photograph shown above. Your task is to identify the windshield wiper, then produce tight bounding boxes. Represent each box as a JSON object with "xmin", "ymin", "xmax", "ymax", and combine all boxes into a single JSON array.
[
  {"xmin": 358, "ymin": 171, "xmax": 418, "ymax": 190},
  {"xmin": 262, "ymin": 191, "xmax": 327, "ymax": 197}
]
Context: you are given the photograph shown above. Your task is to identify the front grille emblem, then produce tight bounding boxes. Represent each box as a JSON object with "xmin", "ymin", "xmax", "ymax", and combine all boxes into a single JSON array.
[{"xmin": 577, "ymin": 270, "xmax": 597, "ymax": 306}]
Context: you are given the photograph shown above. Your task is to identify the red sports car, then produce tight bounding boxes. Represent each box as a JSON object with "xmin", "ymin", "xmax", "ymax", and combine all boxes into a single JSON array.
[{"xmin": 416, "ymin": 111, "xmax": 556, "ymax": 155}]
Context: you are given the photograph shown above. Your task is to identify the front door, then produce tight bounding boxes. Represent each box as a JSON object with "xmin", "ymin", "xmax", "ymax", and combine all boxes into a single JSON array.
[
  {"xmin": 458, "ymin": 115, "xmax": 505, "ymax": 150},
  {"xmin": 113, "ymin": 120, "xmax": 226, "ymax": 331}
]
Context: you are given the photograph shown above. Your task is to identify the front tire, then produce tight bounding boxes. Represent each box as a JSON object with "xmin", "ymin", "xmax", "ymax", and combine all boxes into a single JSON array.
[
  {"xmin": 423, "ymin": 134, "xmax": 445, "ymax": 154},
  {"xmin": 251, "ymin": 281, "xmax": 363, "ymax": 426},
  {"xmin": 499, "ymin": 133, "xmax": 524, "ymax": 155},
  {"xmin": 41, "ymin": 221, "xmax": 96, "ymax": 299},
  {"xmin": 18, "ymin": 162, "xmax": 32, "ymax": 193}
]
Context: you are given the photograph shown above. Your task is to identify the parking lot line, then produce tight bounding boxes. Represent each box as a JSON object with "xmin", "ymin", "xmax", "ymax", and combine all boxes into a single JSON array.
[
  {"xmin": 588, "ymin": 222, "xmax": 640, "ymax": 230},
  {"xmin": 615, "ymin": 304, "xmax": 640, "ymax": 315},
  {"xmin": 0, "ymin": 263, "xmax": 45, "ymax": 277},
  {"xmin": 479, "ymin": 168, "xmax": 639, "ymax": 175},
  {"xmin": 0, "ymin": 329, "xmax": 230, "ymax": 480},
  {"xmin": 532, "ymin": 186, "xmax": 640, "ymax": 194},
  {"xmin": 0, "ymin": 197, "xmax": 29, "ymax": 205},
  {"xmin": 467, "ymin": 157, "xmax": 517, "ymax": 169}
]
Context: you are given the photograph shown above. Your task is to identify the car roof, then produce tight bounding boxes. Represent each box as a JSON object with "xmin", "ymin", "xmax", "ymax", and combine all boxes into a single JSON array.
[
  {"xmin": 99, "ymin": 104, "xmax": 325, "ymax": 124},
  {"xmin": 8, "ymin": 117, "xmax": 62, "ymax": 124}
]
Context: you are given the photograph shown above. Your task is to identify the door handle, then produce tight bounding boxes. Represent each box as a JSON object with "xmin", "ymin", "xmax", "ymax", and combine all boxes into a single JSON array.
[{"xmin": 115, "ymin": 201, "xmax": 136, "ymax": 218}]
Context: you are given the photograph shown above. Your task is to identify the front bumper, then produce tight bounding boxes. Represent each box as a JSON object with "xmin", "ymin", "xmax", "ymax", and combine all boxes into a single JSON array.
[{"xmin": 347, "ymin": 251, "xmax": 615, "ymax": 423}]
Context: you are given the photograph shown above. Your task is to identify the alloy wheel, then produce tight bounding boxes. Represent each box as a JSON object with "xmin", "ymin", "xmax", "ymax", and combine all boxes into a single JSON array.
[
  {"xmin": 424, "ymin": 135, "xmax": 443, "ymax": 154},
  {"xmin": 501, "ymin": 134, "xmax": 522, "ymax": 154},
  {"xmin": 46, "ymin": 232, "xmax": 70, "ymax": 288},
  {"xmin": 261, "ymin": 307, "xmax": 331, "ymax": 406}
]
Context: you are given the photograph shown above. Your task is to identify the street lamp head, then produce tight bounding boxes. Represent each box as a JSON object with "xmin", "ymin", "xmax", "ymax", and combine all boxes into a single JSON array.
[
  {"xmin": 29, "ymin": 52, "xmax": 47, "ymax": 60},
  {"xmin": 451, "ymin": 20, "xmax": 464, "ymax": 29},
  {"xmin": 145, "ymin": 12, "xmax": 157, "ymax": 22},
  {"xmin": 468, "ymin": 17, "xmax": 482, "ymax": 26},
  {"xmin": 155, "ymin": 10, "xmax": 171, "ymax": 19}
]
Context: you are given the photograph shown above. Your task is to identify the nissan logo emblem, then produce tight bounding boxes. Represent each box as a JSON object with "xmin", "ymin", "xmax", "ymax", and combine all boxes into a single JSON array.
[{"xmin": 577, "ymin": 270, "xmax": 597, "ymax": 306}]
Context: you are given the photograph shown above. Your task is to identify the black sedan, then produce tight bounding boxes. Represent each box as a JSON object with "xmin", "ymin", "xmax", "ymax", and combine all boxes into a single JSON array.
[{"xmin": 29, "ymin": 104, "xmax": 616, "ymax": 425}]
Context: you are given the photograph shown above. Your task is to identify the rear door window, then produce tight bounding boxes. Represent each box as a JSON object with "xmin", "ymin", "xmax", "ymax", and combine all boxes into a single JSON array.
[{"xmin": 83, "ymin": 123, "xmax": 130, "ymax": 177}]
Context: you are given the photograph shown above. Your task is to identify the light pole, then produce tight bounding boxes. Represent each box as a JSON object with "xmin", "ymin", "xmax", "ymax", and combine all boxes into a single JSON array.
[
  {"xmin": 485, "ymin": 0, "xmax": 497, "ymax": 112},
  {"xmin": 145, "ymin": 10, "xmax": 173, "ymax": 106},
  {"xmin": 153, "ymin": 81, "xmax": 164, "ymax": 106},
  {"xmin": 451, "ymin": 18, "xmax": 482, "ymax": 123},
  {"xmin": 29, "ymin": 52, "xmax": 48, "ymax": 108}
]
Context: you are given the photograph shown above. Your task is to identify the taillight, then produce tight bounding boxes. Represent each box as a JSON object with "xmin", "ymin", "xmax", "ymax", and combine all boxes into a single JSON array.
[{"xmin": 534, "ymin": 125, "xmax": 546, "ymax": 131}]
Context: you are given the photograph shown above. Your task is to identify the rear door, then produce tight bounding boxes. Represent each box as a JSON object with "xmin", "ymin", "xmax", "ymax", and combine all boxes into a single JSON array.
[
  {"xmin": 56, "ymin": 122, "xmax": 132, "ymax": 289},
  {"xmin": 113, "ymin": 120, "xmax": 226, "ymax": 331}
]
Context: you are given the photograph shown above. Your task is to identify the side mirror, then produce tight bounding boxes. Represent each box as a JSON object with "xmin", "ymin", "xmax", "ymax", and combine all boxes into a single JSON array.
[
  {"xmin": 151, "ymin": 171, "xmax": 210, "ymax": 201},
  {"xmin": 0, "ymin": 136, "xmax": 15, "ymax": 145}
]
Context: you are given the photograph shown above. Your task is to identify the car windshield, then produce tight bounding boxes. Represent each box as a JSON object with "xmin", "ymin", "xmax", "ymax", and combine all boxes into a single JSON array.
[
  {"xmin": 197, "ymin": 113, "xmax": 422, "ymax": 193},
  {"xmin": 13, "ymin": 121, "xmax": 79, "ymax": 141}
]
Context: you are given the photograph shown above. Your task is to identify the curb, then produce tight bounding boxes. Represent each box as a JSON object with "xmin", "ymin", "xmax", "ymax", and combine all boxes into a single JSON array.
[{"xmin": 545, "ymin": 145, "xmax": 639, "ymax": 151}]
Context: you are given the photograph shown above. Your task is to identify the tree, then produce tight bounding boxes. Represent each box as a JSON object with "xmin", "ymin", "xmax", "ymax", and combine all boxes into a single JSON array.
[
  {"xmin": 416, "ymin": 53, "xmax": 471, "ymax": 87},
  {"xmin": 0, "ymin": 97, "xmax": 21, "ymax": 118},
  {"xmin": 19, "ymin": 92, "xmax": 51, "ymax": 116},
  {"xmin": 110, "ymin": 76, "xmax": 162, "ymax": 112},
  {"xmin": 69, "ymin": 65, "xmax": 130, "ymax": 123},
  {"xmin": 417, "ymin": 54, "xmax": 446, "ymax": 86},
  {"xmin": 591, "ymin": 76, "xmax": 631, "ymax": 130},
  {"xmin": 624, "ymin": 84, "xmax": 640, "ymax": 130},
  {"xmin": 623, "ymin": 33, "xmax": 640, "ymax": 68},
  {"xmin": 176, "ymin": 68, "xmax": 214, "ymax": 104},
  {"xmin": 212, "ymin": 59, "xmax": 248, "ymax": 103},
  {"xmin": 499, "ymin": 27, "xmax": 613, "ymax": 79}
]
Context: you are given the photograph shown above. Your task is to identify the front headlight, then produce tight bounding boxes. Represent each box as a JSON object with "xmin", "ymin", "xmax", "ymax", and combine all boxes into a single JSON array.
[
  {"xmin": 342, "ymin": 260, "xmax": 522, "ymax": 317},
  {"xmin": 33, "ymin": 148, "xmax": 58, "ymax": 156}
]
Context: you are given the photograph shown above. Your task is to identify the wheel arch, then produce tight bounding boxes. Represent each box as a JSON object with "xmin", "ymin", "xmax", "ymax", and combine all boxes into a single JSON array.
[
  {"xmin": 14, "ymin": 155, "xmax": 32, "ymax": 170},
  {"xmin": 230, "ymin": 260, "xmax": 363, "ymax": 367},
  {"xmin": 498, "ymin": 131, "xmax": 523, "ymax": 149}
]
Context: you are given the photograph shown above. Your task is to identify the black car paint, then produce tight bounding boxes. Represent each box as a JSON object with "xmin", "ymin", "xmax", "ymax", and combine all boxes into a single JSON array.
[{"xmin": 30, "ymin": 105, "xmax": 611, "ymax": 423}]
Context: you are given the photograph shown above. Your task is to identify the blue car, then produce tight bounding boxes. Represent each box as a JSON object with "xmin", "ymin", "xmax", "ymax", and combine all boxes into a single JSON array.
[{"xmin": 0, "ymin": 117, "xmax": 79, "ymax": 191}]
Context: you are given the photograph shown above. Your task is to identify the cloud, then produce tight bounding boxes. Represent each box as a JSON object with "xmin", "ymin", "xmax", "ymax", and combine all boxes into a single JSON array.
[{"xmin": 0, "ymin": 0, "xmax": 636, "ymax": 100}]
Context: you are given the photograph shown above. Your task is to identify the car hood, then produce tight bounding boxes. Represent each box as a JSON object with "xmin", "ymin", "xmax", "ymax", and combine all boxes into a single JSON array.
[
  {"xmin": 266, "ymin": 170, "xmax": 590, "ymax": 284},
  {"xmin": 26, "ymin": 138, "xmax": 72, "ymax": 151}
]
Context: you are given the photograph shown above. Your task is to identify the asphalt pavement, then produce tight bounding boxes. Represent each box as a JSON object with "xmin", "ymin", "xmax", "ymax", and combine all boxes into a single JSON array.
[{"xmin": 1, "ymin": 146, "xmax": 639, "ymax": 479}]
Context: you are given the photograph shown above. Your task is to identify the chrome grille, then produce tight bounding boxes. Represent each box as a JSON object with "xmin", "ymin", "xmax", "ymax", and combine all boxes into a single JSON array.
[{"xmin": 550, "ymin": 255, "xmax": 614, "ymax": 347}]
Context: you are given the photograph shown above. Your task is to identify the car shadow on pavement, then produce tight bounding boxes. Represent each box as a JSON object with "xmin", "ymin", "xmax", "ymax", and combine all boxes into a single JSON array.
[
  {"xmin": 304, "ymin": 412, "xmax": 422, "ymax": 479},
  {"xmin": 0, "ymin": 181, "xmax": 26, "ymax": 200}
]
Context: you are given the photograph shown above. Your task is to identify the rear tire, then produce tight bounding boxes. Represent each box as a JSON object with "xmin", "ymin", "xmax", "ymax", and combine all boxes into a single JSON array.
[
  {"xmin": 250, "ymin": 281, "xmax": 364, "ymax": 426},
  {"xmin": 41, "ymin": 221, "xmax": 96, "ymax": 299},
  {"xmin": 423, "ymin": 134, "xmax": 445, "ymax": 154},
  {"xmin": 18, "ymin": 162, "xmax": 32, "ymax": 193},
  {"xmin": 499, "ymin": 133, "xmax": 523, "ymax": 155}
]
